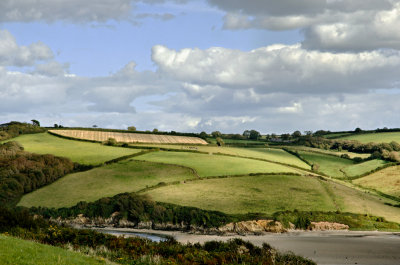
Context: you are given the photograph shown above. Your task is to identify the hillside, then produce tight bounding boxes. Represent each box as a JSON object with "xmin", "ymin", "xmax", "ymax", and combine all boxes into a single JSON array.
[
  {"xmin": 339, "ymin": 132, "xmax": 400, "ymax": 144},
  {"xmin": 0, "ymin": 234, "xmax": 106, "ymax": 265}
]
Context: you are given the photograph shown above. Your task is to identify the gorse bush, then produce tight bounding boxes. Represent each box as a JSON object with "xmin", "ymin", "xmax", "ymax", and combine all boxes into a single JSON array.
[
  {"xmin": 0, "ymin": 141, "xmax": 77, "ymax": 206},
  {"xmin": 30, "ymin": 193, "xmax": 234, "ymax": 229}
]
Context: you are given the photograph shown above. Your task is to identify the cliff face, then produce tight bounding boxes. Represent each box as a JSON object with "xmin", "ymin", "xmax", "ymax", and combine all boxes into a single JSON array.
[{"xmin": 50, "ymin": 212, "xmax": 348, "ymax": 234}]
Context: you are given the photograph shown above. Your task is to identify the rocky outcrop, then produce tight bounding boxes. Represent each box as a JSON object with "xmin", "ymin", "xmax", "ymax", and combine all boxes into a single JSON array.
[
  {"xmin": 218, "ymin": 220, "xmax": 287, "ymax": 234},
  {"xmin": 310, "ymin": 222, "xmax": 349, "ymax": 231},
  {"xmin": 49, "ymin": 212, "xmax": 349, "ymax": 234}
]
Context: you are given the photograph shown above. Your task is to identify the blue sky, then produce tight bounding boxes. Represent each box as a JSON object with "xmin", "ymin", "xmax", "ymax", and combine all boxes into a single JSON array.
[{"xmin": 0, "ymin": 0, "xmax": 400, "ymax": 133}]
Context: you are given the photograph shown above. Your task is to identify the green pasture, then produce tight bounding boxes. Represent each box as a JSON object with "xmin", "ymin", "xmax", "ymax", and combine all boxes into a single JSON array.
[
  {"xmin": 146, "ymin": 174, "xmax": 400, "ymax": 223},
  {"xmin": 341, "ymin": 132, "xmax": 400, "ymax": 144},
  {"xmin": 133, "ymin": 151, "xmax": 299, "ymax": 177},
  {"xmin": 289, "ymin": 146, "xmax": 370, "ymax": 159},
  {"xmin": 343, "ymin": 159, "xmax": 388, "ymax": 178},
  {"xmin": 6, "ymin": 133, "xmax": 136, "ymax": 165},
  {"xmin": 0, "ymin": 235, "xmax": 105, "ymax": 265},
  {"xmin": 206, "ymin": 138, "xmax": 265, "ymax": 145},
  {"xmin": 354, "ymin": 165, "xmax": 400, "ymax": 198},
  {"xmin": 146, "ymin": 174, "xmax": 336, "ymax": 215},
  {"xmin": 297, "ymin": 151, "xmax": 354, "ymax": 178},
  {"xmin": 327, "ymin": 180, "xmax": 400, "ymax": 223},
  {"xmin": 18, "ymin": 160, "xmax": 196, "ymax": 208},
  {"xmin": 129, "ymin": 144, "xmax": 310, "ymax": 169}
]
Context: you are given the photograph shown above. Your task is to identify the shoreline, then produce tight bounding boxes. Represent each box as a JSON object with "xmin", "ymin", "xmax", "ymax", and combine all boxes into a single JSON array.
[{"xmin": 94, "ymin": 227, "xmax": 400, "ymax": 265}]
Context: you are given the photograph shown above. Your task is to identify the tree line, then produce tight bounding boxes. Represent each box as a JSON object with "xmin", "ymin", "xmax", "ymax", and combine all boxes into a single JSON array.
[
  {"xmin": 300, "ymin": 136, "xmax": 400, "ymax": 162},
  {"xmin": 0, "ymin": 121, "xmax": 45, "ymax": 141}
]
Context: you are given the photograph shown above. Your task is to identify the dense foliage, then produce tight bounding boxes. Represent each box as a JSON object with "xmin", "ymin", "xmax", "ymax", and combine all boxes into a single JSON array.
[
  {"xmin": 30, "ymin": 193, "xmax": 236, "ymax": 229},
  {"xmin": 300, "ymin": 136, "xmax": 400, "ymax": 162},
  {"xmin": 0, "ymin": 207, "xmax": 314, "ymax": 264},
  {"xmin": 0, "ymin": 121, "xmax": 45, "ymax": 141},
  {"xmin": 0, "ymin": 141, "xmax": 77, "ymax": 206}
]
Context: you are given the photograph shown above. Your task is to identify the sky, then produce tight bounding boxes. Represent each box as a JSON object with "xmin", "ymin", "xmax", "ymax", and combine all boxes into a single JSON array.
[{"xmin": 0, "ymin": 0, "xmax": 400, "ymax": 134}]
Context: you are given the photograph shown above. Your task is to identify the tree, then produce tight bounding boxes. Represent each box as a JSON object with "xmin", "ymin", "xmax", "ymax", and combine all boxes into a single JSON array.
[
  {"xmin": 354, "ymin": 127, "xmax": 362, "ymax": 133},
  {"xmin": 211, "ymin": 131, "xmax": 222, "ymax": 138},
  {"xmin": 153, "ymin": 128, "xmax": 159, "ymax": 133},
  {"xmin": 292, "ymin": 131, "xmax": 302, "ymax": 138},
  {"xmin": 199, "ymin": 131, "xmax": 208, "ymax": 139},
  {"xmin": 31, "ymin": 120, "xmax": 40, "ymax": 127},
  {"xmin": 242, "ymin": 130, "xmax": 251, "ymax": 139},
  {"xmin": 216, "ymin": 137, "xmax": 224, "ymax": 146},
  {"xmin": 249, "ymin": 130, "xmax": 260, "ymax": 140},
  {"xmin": 128, "ymin": 126, "xmax": 136, "ymax": 131},
  {"xmin": 92, "ymin": 125, "xmax": 98, "ymax": 128},
  {"xmin": 281, "ymin": 133, "xmax": 290, "ymax": 141},
  {"xmin": 312, "ymin": 163, "xmax": 320, "ymax": 172}
]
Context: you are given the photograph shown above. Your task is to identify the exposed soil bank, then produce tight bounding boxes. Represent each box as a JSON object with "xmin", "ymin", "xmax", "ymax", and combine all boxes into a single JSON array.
[{"xmin": 97, "ymin": 228, "xmax": 400, "ymax": 265}]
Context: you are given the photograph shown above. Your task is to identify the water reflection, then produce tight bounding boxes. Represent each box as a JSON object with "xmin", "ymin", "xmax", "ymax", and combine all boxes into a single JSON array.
[{"xmin": 95, "ymin": 229, "xmax": 167, "ymax": 242}]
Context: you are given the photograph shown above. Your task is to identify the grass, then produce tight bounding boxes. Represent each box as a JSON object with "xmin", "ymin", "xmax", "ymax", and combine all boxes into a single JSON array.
[
  {"xmin": 341, "ymin": 132, "xmax": 400, "ymax": 144},
  {"xmin": 289, "ymin": 145, "xmax": 371, "ymax": 159},
  {"xmin": 0, "ymin": 234, "xmax": 106, "ymax": 265},
  {"xmin": 327, "ymin": 180, "xmax": 400, "ymax": 223},
  {"xmin": 206, "ymin": 138, "xmax": 266, "ymax": 145},
  {"xmin": 342, "ymin": 159, "xmax": 388, "ymax": 178},
  {"xmin": 18, "ymin": 160, "xmax": 197, "ymax": 208},
  {"xmin": 145, "ymin": 174, "xmax": 400, "ymax": 223},
  {"xmin": 354, "ymin": 165, "xmax": 400, "ymax": 198},
  {"xmin": 134, "ymin": 151, "xmax": 299, "ymax": 177},
  {"xmin": 146, "ymin": 174, "xmax": 337, "ymax": 215},
  {"xmin": 297, "ymin": 151, "xmax": 354, "ymax": 178},
  {"xmin": 6, "ymin": 133, "xmax": 137, "ymax": 165},
  {"xmin": 130, "ymin": 144, "xmax": 311, "ymax": 169}
]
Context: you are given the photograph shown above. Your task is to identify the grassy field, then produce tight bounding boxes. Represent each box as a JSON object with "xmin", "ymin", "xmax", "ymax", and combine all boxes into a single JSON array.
[
  {"xmin": 354, "ymin": 165, "xmax": 400, "ymax": 198},
  {"xmin": 134, "ymin": 151, "xmax": 299, "ymax": 177},
  {"xmin": 327, "ymin": 180, "xmax": 400, "ymax": 223},
  {"xmin": 6, "ymin": 133, "xmax": 137, "ymax": 165},
  {"xmin": 343, "ymin": 159, "xmax": 388, "ymax": 178},
  {"xmin": 130, "ymin": 144, "xmax": 310, "ymax": 169},
  {"xmin": 289, "ymin": 146, "xmax": 371, "ymax": 159},
  {"xmin": 146, "ymin": 174, "xmax": 400, "ymax": 223},
  {"xmin": 341, "ymin": 132, "xmax": 400, "ymax": 144},
  {"xmin": 19, "ymin": 160, "xmax": 197, "ymax": 208},
  {"xmin": 297, "ymin": 151, "xmax": 354, "ymax": 178},
  {"xmin": 146, "ymin": 174, "xmax": 337, "ymax": 215},
  {"xmin": 206, "ymin": 138, "xmax": 265, "ymax": 145},
  {"xmin": 50, "ymin": 129, "xmax": 208, "ymax": 144},
  {"xmin": 0, "ymin": 235, "xmax": 105, "ymax": 265}
]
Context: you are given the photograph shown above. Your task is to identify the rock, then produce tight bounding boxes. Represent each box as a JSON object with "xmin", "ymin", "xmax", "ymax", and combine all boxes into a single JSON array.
[
  {"xmin": 310, "ymin": 222, "xmax": 349, "ymax": 231},
  {"xmin": 218, "ymin": 220, "xmax": 286, "ymax": 234}
]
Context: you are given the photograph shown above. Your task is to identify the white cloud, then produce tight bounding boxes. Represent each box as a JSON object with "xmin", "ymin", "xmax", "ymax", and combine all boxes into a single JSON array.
[
  {"xmin": 210, "ymin": 0, "xmax": 400, "ymax": 51},
  {"xmin": 0, "ymin": 0, "xmax": 186, "ymax": 23},
  {"xmin": 0, "ymin": 30, "xmax": 53, "ymax": 66},
  {"xmin": 152, "ymin": 44, "xmax": 400, "ymax": 94}
]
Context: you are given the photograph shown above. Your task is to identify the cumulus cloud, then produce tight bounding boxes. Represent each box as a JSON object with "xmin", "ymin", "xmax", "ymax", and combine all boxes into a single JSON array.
[
  {"xmin": 209, "ymin": 0, "xmax": 400, "ymax": 51},
  {"xmin": 0, "ymin": 0, "xmax": 185, "ymax": 23},
  {"xmin": 0, "ymin": 30, "xmax": 54, "ymax": 66},
  {"xmin": 152, "ymin": 44, "xmax": 400, "ymax": 94}
]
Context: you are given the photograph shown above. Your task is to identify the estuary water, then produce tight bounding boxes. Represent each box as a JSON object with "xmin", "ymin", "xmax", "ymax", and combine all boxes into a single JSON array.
[{"xmin": 96, "ymin": 228, "xmax": 400, "ymax": 265}]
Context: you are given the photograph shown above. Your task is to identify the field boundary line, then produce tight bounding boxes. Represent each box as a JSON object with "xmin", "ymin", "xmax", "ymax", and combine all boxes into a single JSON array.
[{"xmin": 136, "ymin": 172, "xmax": 302, "ymax": 194}]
